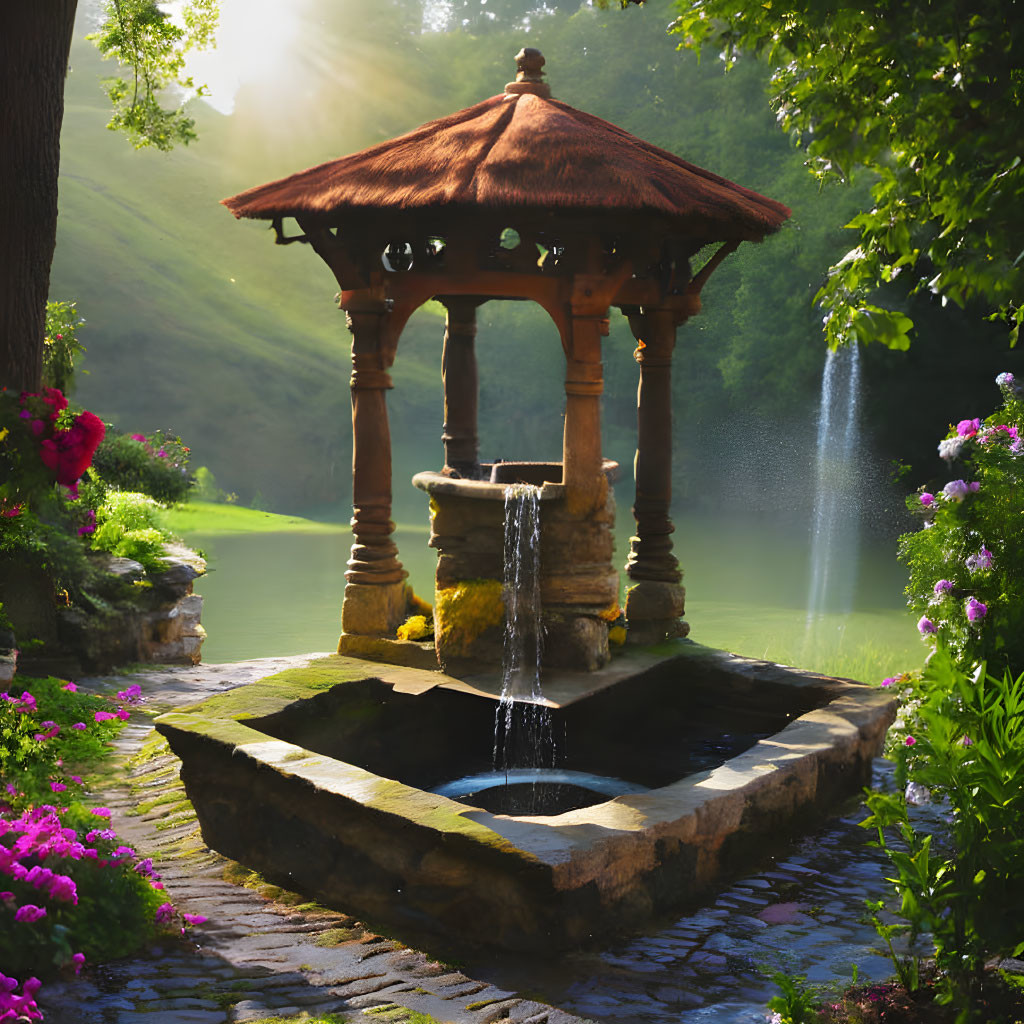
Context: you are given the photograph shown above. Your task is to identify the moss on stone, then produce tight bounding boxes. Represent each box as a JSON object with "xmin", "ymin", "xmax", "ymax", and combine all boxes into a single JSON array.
[
  {"xmin": 434, "ymin": 579, "xmax": 503, "ymax": 656},
  {"xmin": 171, "ymin": 655, "xmax": 375, "ymax": 721}
]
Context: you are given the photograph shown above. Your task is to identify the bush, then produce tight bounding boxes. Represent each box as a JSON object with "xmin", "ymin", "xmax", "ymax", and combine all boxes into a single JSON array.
[
  {"xmin": 863, "ymin": 650, "xmax": 1024, "ymax": 1010},
  {"xmin": 91, "ymin": 491, "xmax": 176, "ymax": 574},
  {"xmin": 90, "ymin": 429, "xmax": 193, "ymax": 505},
  {"xmin": 899, "ymin": 372, "xmax": 1024, "ymax": 675}
]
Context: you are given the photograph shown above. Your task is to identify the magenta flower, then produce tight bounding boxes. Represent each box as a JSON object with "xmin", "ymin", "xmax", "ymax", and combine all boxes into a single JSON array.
[
  {"xmin": 182, "ymin": 913, "xmax": 208, "ymax": 927},
  {"xmin": 980, "ymin": 424, "xmax": 1020, "ymax": 445},
  {"xmin": 933, "ymin": 579, "xmax": 954, "ymax": 596},
  {"xmin": 905, "ymin": 735, "xmax": 916, "ymax": 747},
  {"xmin": 155, "ymin": 902, "xmax": 175, "ymax": 924},
  {"xmin": 881, "ymin": 677, "xmax": 896, "ymax": 687},
  {"xmin": 60, "ymin": 682, "xmax": 77, "ymax": 692},
  {"xmin": 71, "ymin": 722, "xmax": 86, "ymax": 731},
  {"xmin": 93, "ymin": 711, "xmax": 117, "ymax": 722},
  {"xmin": 71, "ymin": 952, "xmax": 85, "ymax": 975},
  {"xmin": 917, "ymin": 616, "xmax": 937, "ymax": 635},
  {"xmin": 89, "ymin": 808, "xmax": 111, "ymax": 818},
  {"xmin": 117, "ymin": 684, "xmax": 142, "ymax": 704},
  {"xmin": 50, "ymin": 782, "xmax": 66, "ymax": 793},
  {"xmin": 956, "ymin": 418, "xmax": 981, "ymax": 437},
  {"xmin": 14, "ymin": 904, "xmax": 47, "ymax": 923},
  {"xmin": 966, "ymin": 597, "xmax": 988, "ymax": 623},
  {"xmin": 920, "ymin": 492, "xmax": 935, "ymax": 507}
]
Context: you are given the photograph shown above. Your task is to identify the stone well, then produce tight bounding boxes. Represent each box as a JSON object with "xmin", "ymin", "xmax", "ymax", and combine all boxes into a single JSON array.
[{"xmin": 413, "ymin": 459, "xmax": 619, "ymax": 674}]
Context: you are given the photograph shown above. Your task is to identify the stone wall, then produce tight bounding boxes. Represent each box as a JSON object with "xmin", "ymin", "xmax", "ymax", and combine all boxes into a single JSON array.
[{"xmin": 0, "ymin": 543, "xmax": 206, "ymax": 678}]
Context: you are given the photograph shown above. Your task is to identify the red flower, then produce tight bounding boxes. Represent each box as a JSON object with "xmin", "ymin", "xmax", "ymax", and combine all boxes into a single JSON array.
[{"xmin": 38, "ymin": 410, "xmax": 105, "ymax": 486}]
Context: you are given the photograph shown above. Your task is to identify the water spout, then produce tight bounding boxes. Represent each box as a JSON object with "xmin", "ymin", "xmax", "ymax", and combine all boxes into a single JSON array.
[
  {"xmin": 493, "ymin": 484, "xmax": 555, "ymax": 777},
  {"xmin": 806, "ymin": 344, "xmax": 862, "ymax": 624}
]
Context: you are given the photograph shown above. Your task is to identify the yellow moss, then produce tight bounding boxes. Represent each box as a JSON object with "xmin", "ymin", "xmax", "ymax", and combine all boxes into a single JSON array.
[
  {"xmin": 608, "ymin": 625, "xmax": 627, "ymax": 646},
  {"xmin": 434, "ymin": 579, "xmax": 504, "ymax": 656},
  {"xmin": 396, "ymin": 614, "xmax": 433, "ymax": 641}
]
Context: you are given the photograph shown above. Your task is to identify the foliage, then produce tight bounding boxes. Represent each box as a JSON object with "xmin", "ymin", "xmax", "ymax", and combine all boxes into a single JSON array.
[
  {"xmin": 863, "ymin": 649, "xmax": 1024, "ymax": 1013},
  {"xmin": 0, "ymin": 678, "xmax": 127, "ymax": 809},
  {"xmin": 42, "ymin": 301, "xmax": 87, "ymax": 396},
  {"xmin": 91, "ymin": 491, "xmax": 175, "ymax": 574},
  {"xmin": 91, "ymin": 429, "xmax": 193, "ymax": 505},
  {"xmin": 667, "ymin": 0, "xmax": 1024, "ymax": 349},
  {"xmin": 767, "ymin": 970, "xmax": 822, "ymax": 1023},
  {"xmin": 88, "ymin": 0, "xmax": 218, "ymax": 150},
  {"xmin": 898, "ymin": 373, "xmax": 1024, "ymax": 675}
]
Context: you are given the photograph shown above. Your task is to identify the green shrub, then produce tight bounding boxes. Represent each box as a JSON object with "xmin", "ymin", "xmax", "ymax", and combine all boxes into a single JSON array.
[
  {"xmin": 91, "ymin": 429, "xmax": 193, "ymax": 504},
  {"xmin": 91, "ymin": 491, "xmax": 176, "ymax": 573},
  {"xmin": 863, "ymin": 650, "xmax": 1024, "ymax": 1011},
  {"xmin": 899, "ymin": 372, "xmax": 1024, "ymax": 675}
]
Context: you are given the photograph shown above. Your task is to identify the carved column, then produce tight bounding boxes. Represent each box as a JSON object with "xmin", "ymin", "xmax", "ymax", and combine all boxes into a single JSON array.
[
  {"xmin": 623, "ymin": 308, "xmax": 688, "ymax": 643},
  {"xmin": 440, "ymin": 298, "xmax": 480, "ymax": 478},
  {"xmin": 562, "ymin": 313, "xmax": 608, "ymax": 513},
  {"xmin": 339, "ymin": 302, "xmax": 408, "ymax": 640}
]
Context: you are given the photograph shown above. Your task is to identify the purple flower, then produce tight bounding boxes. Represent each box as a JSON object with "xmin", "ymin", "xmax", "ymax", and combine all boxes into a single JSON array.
[
  {"xmin": 920, "ymin": 492, "xmax": 935, "ymax": 507},
  {"xmin": 933, "ymin": 579, "xmax": 955, "ymax": 596},
  {"xmin": 182, "ymin": 913, "xmax": 208, "ymax": 926},
  {"xmin": 905, "ymin": 735, "xmax": 916, "ymax": 746},
  {"xmin": 956, "ymin": 418, "xmax": 982, "ymax": 437},
  {"xmin": 965, "ymin": 547, "xmax": 994, "ymax": 572},
  {"xmin": 881, "ymin": 676, "xmax": 897, "ymax": 687},
  {"xmin": 93, "ymin": 711, "xmax": 117, "ymax": 722},
  {"xmin": 969, "ymin": 481, "xmax": 980, "ymax": 492},
  {"xmin": 962, "ymin": 736, "xmax": 974, "ymax": 747},
  {"xmin": 71, "ymin": 722, "xmax": 86, "ymax": 731},
  {"xmin": 90, "ymin": 807, "xmax": 111, "ymax": 818},
  {"xmin": 966, "ymin": 597, "xmax": 988, "ymax": 623},
  {"xmin": 996, "ymin": 371, "xmax": 1015, "ymax": 388},
  {"xmin": 116, "ymin": 684, "xmax": 142, "ymax": 704},
  {"xmin": 942, "ymin": 479, "xmax": 970, "ymax": 502},
  {"xmin": 917, "ymin": 616, "xmax": 937, "ymax": 635},
  {"xmin": 50, "ymin": 782, "xmax": 66, "ymax": 793},
  {"xmin": 155, "ymin": 902, "xmax": 175, "ymax": 924},
  {"xmin": 14, "ymin": 904, "xmax": 46, "ymax": 923}
]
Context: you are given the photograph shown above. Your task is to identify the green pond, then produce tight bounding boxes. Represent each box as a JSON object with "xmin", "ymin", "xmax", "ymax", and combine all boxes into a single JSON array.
[{"xmin": 186, "ymin": 509, "xmax": 922, "ymax": 684}]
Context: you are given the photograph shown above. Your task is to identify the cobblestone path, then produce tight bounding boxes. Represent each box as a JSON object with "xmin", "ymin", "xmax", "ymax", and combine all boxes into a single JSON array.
[{"xmin": 38, "ymin": 657, "xmax": 593, "ymax": 1024}]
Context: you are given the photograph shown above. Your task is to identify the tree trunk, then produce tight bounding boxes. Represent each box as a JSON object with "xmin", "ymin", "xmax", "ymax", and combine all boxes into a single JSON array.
[{"xmin": 0, "ymin": 1, "xmax": 79, "ymax": 394}]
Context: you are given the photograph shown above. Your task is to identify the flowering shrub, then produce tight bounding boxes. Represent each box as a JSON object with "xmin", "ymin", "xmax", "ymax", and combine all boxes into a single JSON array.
[
  {"xmin": 0, "ymin": 678, "xmax": 128, "ymax": 809},
  {"xmin": 90, "ymin": 428, "xmax": 193, "ymax": 505},
  {"xmin": 42, "ymin": 300, "xmax": 87, "ymax": 396},
  {"xmin": 899, "ymin": 372, "xmax": 1024, "ymax": 674},
  {"xmin": 863, "ymin": 649, "xmax": 1024, "ymax": 1009}
]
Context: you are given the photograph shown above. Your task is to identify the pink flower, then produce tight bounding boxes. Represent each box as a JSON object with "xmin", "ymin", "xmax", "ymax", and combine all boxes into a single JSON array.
[
  {"xmin": 50, "ymin": 782, "xmax": 66, "ymax": 793},
  {"xmin": 14, "ymin": 904, "xmax": 47, "ymax": 923},
  {"xmin": 905, "ymin": 736, "xmax": 916, "ymax": 746},
  {"xmin": 38, "ymin": 410, "xmax": 106, "ymax": 486},
  {"xmin": 155, "ymin": 902, "xmax": 175, "ymax": 924},
  {"xmin": 61, "ymin": 682, "xmax": 77, "ymax": 692},
  {"xmin": 881, "ymin": 677, "xmax": 897, "ymax": 687},
  {"xmin": 182, "ymin": 913, "xmax": 207, "ymax": 926},
  {"xmin": 956, "ymin": 418, "xmax": 981, "ymax": 437},
  {"xmin": 920, "ymin": 492, "xmax": 935, "ymax": 506},
  {"xmin": 71, "ymin": 952, "xmax": 85, "ymax": 975},
  {"xmin": 71, "ymin": 722, "xmax": 86, "ymax": 731},
  {"xmin": 117, "ymin": 685, "xmax": 142, "ymax": 704},
  {"xmin": 130, "ymin": 433, "xmax": 147, "ymax": 443},
  {"xmin": 94, "ymin": 711, "xmax": 117, "ymax": 722},
  {"xmin": 89, "ymin": 807, "xmax": 111, "ymax": 818}
]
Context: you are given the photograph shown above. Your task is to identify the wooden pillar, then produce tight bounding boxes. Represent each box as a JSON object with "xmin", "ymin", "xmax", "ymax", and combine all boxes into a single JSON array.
[
  {"xmin": 623, "ymin": 308, "xmax": 688, "ymax": 642},
  {"xmin": 339, "ymin": 302, "xmax": 408, "ymax": 639},
  {"xmin": 562, "ymin": 313, "xmax": 608, "ymax": 513},
  {"xmin": 441, "ymin": 298, "xmax": 480, "ymax": 478}
]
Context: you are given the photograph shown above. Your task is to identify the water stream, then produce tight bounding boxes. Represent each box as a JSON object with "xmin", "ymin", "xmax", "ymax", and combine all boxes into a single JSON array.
[
  {"xmin": 806, "ymin": 343, "xmax": 862, "ymax": 624},
  {"xmin": 492, "ymin": 484, "xmax": 556, "ymax": 783}
]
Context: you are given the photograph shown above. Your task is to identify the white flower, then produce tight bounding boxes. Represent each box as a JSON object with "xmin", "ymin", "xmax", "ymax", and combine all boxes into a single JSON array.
[{"xmin": 938, "ymin": 436, "xmax": 965, "ymax": 462}]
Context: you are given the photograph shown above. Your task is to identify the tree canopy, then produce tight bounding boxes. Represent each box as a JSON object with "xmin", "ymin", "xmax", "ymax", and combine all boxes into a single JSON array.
[{"xmin": 663, "ymin": 0, "xmax": 1024, "ymax": 349}]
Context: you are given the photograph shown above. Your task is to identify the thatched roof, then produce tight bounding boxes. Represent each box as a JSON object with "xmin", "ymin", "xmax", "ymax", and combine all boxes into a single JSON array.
[{"xmin": 222, "ymin": 88, "xmax": 790, "ymax": 242}]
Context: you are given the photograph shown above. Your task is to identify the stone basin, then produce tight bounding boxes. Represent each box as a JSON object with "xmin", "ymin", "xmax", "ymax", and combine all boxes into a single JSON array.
[{"xmin": 154, "ymin": 642, "xmax": 896, "ymax": 954}]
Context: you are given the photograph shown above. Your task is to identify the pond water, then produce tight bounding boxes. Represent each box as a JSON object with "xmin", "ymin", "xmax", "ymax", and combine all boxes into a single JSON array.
[{"xmin": 188, "ymin": 508, "xmax": 921, "ymax": 682}]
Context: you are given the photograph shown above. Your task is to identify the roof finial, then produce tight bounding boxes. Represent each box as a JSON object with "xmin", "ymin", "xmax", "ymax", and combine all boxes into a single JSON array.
[{"xmin": 505, "ymin": 47, "xmax": 551, "ymax": 99}]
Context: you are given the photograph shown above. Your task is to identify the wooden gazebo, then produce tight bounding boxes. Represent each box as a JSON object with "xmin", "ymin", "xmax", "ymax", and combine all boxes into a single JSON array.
[{"xmin": 223, "ymin": 49, "xmax": 790, "ymax": 672}]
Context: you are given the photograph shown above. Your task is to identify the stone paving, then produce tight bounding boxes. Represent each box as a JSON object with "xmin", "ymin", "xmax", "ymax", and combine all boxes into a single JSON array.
[
  {"xmin": 39, "ymin": 657, "xmax": 593, "ymax": 1024},
  {"xmin": 36, "ymin": 655, "xmax": 919, "ymax": 1024}
]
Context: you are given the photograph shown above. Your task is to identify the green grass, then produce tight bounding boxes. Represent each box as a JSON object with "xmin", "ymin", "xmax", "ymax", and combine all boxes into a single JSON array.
[{"xmin": 163, "ymin": 501, "xmax": 348, "ymax": 538}]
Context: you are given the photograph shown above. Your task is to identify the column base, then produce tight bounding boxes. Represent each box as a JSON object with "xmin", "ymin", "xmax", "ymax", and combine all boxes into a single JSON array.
[
  {"xmin": 624, "ymin": 580, "xmax": 688, "ymax": 645},
  {"xmin": 340, "ymin": 580, "xmax": 410, "ymax": 637}
]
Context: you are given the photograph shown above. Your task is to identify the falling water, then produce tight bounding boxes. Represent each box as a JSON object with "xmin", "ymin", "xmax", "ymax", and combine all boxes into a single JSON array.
[
  {"xmin": 493, "ymin": 484, "xmax": 555, "ymax": 778},
  {"xmin": 806, "ymin": 343, "xmax": 862, "ymax": 624}
]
